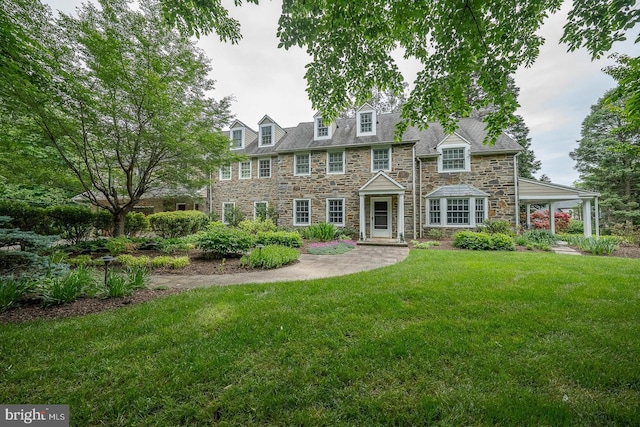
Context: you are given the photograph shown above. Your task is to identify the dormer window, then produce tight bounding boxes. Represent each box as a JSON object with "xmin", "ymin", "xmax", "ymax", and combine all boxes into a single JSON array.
[
  {"xmin": 230, "ymin": 128, "xmax": 243, "ymax": 149},
  {"xmin": 317, "ymin": 118, "xmax": 328, "ymax": 137},
  {"xmin": 260, "ymin": 124, "xmax": 273, "ymax": 146},
  {"xmin": 356, "ymin": 106, "xmax": 376, "ymax": 136}
]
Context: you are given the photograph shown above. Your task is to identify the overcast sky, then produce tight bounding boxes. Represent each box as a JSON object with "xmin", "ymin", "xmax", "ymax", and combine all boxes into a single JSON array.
[{"xmin": 44, "ymin": 0, "xmax": 637, "ymax": 186}]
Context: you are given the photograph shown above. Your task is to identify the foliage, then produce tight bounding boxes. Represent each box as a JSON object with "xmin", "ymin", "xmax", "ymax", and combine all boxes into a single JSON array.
[
  {"xmin": 93, "ymin": 209, "xmax": 115, "ymax": 236},
  {"xmin": 156, "ymin": 236, "xmax": 197, "ymax": 254},
  {"xmin": 0, "ymin": 200, "xmax": 48, "ymax": 234},
  {"xmin": 223, "ymin": 205, "xmax": 246, "ymax": 228},
  {"xmin": 125, "ymin": 267, "xmax": 150, "ymax": 290},
  {"xmin": 563, "ymin": 236, "xmax": 620, "ymax": 255},
  {"xmin": 530, "ymin": 210, "xmax": 572, "ymax": 232},
  {"xmin": 253, "ymin": 204, "xmax": 278, "ymax": 222},
  {"xmin": 425, "ymin": 228, "xmax": 445, "ymax": 240},
  {"xmin": 238, "ymin": 218, "xmax": 277, "ymax": 234},
  {"xmin": 67, "ymin": 255, "xmax": 94, "ymax": 267},
  {"xmin": 453, "ymin": 231, "xmax": 514, "ymax": 251},
  {"xmin": 306, "ymin": 240, "xmax": 356, "ymax": 255},
  {"xmin": 1, "ymin": 0, "xmax": 234, "ymax": 236},
  {"xmin": 104, "ymin": 267, "xmax": 149, "ymax": 298},
  {"xmin": 151, "ymin": 256, "xmax": 190, "ymax": 269},
  {"xmin": 609, "ymin": 222, "xmax": 640, "ymax": 245},
  {"xmin": 195, "ymin": 227, "xmax": 256, "ymax": 258},
  {"xmin": 124, "ymin": 212, "xmax": 150, "ymax": 237},
  {"xmin": 148, "ymin": 211, "xmax": 209, "ymax": 238},
  {"xmin": 477, "ymin": 218, "xmax": 512, "ymax": 235},
  {"xmin": 410, "ymin": 240, "xmax": 441, "ymax": 250},
  {"xmin": 523, "ymin": 229, "xmax": 558, "ymax": 246},
  {"xmin": 105, "ymin": 237, "xmax": 139, "ymax": 256},
  {"xmin": 302, "ymin": 223, "xmax": 337, "ymax": 241},
  {"xmin": 244, "ymin": 245, "xmax": 300, "ymax": 269},
  {"xmin": 39, "ymin": 265, "xmax": 98, "ymax": 307},
  {"xmin": 256, "ymin": 231, "xmax": 303, "ymax": 248},
  {"xmin": 0, "ymin": 276, "xmax": 32, "ymax": 311},
  {"xmin": 604, "ymin": 54, "xmax": 640, "ymax": 134},
  {"xmin": 116, "ymin": 255, "xmax": 151, "ymax": 269},
  {"xmin": 566, "ymin": 220, "xmax": 584, "ymax": 234},
  {"xmin": 46, "ymin": 205, "xmax": 95, "ymax": 244}
]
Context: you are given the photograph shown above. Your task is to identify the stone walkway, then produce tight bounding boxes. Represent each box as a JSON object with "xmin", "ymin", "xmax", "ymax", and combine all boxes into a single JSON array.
[
  {"xmin": 551, "ymin": 241, "xmax": 582, "ymax": 256},
  {"xmin": 151, "ymin": 245, "xmax": 410, "ymax": 289}
]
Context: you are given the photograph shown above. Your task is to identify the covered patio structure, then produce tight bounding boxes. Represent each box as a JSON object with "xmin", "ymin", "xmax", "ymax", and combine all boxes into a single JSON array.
[{"xmin": 518, "ymin": 178, "xmax": 600, "ymax": 237}]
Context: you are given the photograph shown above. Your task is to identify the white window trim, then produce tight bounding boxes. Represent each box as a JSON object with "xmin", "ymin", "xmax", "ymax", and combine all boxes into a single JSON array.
[
  {"xmin": 438, "ymin": 144, "xmax": 471, "ymax": 173},
  {"xmin": 294, "ymin": 152, "xmax": 311, "ymax": 176},
  {"xmin": 371, "ymin": 146, "xmax": 392, "ymax": 172},
  {"xmin": 258, "ymin": 158, "xmax": 272, "ymax": 178},
  {"xmin": 326, "ymin": 198, "xmax": 345, "ymax": 226},
  {"xmin": 253, "ymin": 201, "xmax": 268, "ymax": 219},
  {"xmin": 219, "ymin": 164, "xmax": 231, "ymax": 181},
  {"xmin": 293, "ymin": 199, "xmax": 311, "ymax": 226},
  {"xmin": 239, "ymin": 160, "xmax": 252, "ymax": 179},
  {"xmin": 222, "ymin": 202, "xmax": 235, "ymax": 224},
  {"xmin": 314, "ymin": 117, "xmax": 331, "ymax": 140},
  {"xmin": 357, "ymin": 110, "xmax": 376, "ymax": 136},
  {"xmin": 259, "ymin": 124, "xmax": 275, "ymax": 147},
  {"xmin": 426, "ymin": 197, "xmax": 488, "ymax": 227},
  {"xmin": 327, "ymin": 151, "xmax": 345, "ymax": 174},
  {"xmin": 230, "ymin": 128, "xmax": 244, "ymax": 150}
]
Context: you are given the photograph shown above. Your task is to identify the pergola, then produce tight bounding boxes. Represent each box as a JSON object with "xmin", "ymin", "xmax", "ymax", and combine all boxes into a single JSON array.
[{"xmin": 518, "ymin": 178, "xmax": 600, "ymax": 237}]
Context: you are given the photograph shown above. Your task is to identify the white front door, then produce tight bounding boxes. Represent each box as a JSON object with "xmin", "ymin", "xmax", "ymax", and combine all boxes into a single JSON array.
[{"xmin": 371, "ymin": 197, "xmax": 392, "ymax": 238}]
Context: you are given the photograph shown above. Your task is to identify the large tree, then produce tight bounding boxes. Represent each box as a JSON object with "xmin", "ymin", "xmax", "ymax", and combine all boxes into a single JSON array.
[
  {"xmin": 570, "ymin": 92, "xmax": 640, "ymax": 226},
  {"xmin": 1, "ymin": 0, "xmax": 234, "ymax": 235}
]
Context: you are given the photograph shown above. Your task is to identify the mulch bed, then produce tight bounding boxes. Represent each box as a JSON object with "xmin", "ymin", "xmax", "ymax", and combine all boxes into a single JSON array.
[{"xmin": 2, "ymin": 241, "xmax": 638, "ymax": 324}]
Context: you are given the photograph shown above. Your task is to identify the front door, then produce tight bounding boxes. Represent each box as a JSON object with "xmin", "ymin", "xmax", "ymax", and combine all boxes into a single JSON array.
[{"xmin": 371, "ymin": 197, "xmax": 392, "ymax": 238}]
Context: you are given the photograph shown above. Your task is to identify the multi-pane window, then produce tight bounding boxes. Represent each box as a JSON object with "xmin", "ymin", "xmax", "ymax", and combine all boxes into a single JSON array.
[
  {"xmin": 258, "ymin": 159, "xmax": 271, "ymax": 178},
  {"xmin": 220, "ymin": 164, "xmax": 231, "ymax": 180},
  {"xmin": 360, "ymin": 112, "xmax": 373, "ymax": 133},
  {"xmin": 327, "ymin": 199, "xmax": 344, "ymax": 226},
  {"xmin": 372, "ymin": 148, "xmax": 390, "ymax": 171},
  {"xmin": 239, "ymin": 160, "xmax": 251, "ymax": 179},
  {"xmin": 260, "ymin": 125, "xmax": 273, "ymax": 146},
  {"xmin": 328, "ymin": 152, "xmax": 344, "ymax": 174},
  {"xmin": 294, "ymin": 199, "xmax": 310, "ymax": 225},
  {"xmin": 295, "ymin": 153, "xmax": 310, "ymax": 175},
  {"xmin": 446, "ymin": 199, "xmax": 470, "ymax": 224},
  {"xmin": 442, "ymin": 148, "xmax": 466, "ymax": 170},
  {"xmin": 429, "ymin": 199, "xmax": 441, "ymax": 225},
  {"xmin": 254, "ymin": 201, "xmax": 268, "ymax": 220},
  {"xmin": 316, "ymin": 118, "xmax": 328, "ymax": 137},
  {"xmin": 475, "ymin": 198, "xmax": 485, "ymax": 225},
  {"xmin": 231, "ymin": 129, "xmax": 243, "ymax": 149},
  {"xmin": 222, "ymin": 202, "xmax": 235, "ymax": 224}
]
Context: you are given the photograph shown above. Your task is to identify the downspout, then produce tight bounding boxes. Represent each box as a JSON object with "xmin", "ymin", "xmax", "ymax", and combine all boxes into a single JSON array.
[
  {"xmin": 412, "ymin": 146, "xmax": 417, "ymax": 240},
  {"xmin": 418, "ymin": 157, "xmax": 423, "ymax": 238},
  {"xmin": 209, "ymin": 171, "xmax": 213, "ymax": 218},
  {"xmin": 513, "ymin": 153, "xmax": 520, "ymax": 231}
]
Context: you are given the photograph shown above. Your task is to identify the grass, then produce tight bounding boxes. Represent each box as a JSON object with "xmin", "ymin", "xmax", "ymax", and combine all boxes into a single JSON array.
[{"xmin": 1, "ymin": 251, "xmax": 639, "ymax": 426}]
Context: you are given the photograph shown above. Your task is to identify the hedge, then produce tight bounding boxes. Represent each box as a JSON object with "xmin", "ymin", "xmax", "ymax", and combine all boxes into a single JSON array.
[{"xmin": 148, "ymin": 210, "xmax": 209, "ymax": 238}]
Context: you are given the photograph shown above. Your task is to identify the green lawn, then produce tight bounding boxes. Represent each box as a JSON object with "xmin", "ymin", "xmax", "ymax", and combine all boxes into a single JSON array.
[{"xmin": 1, "ymin": 251, "xmax": 639, "ymax": 426}]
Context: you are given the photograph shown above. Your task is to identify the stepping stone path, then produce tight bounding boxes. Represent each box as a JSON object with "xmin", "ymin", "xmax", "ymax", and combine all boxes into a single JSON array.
[{"xmin": 552, "ymin": 241, "xmax": 582, "ymax": 256}]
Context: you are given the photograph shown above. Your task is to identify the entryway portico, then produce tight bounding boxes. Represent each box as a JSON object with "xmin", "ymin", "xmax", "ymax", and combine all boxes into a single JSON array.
[
  {"xmin": 518, "ymin": 178, "xmax": 600, "ymax": 237},
  {"xmin": 358, "ymin": 171, "xmax": 406, "ymax": 243}
]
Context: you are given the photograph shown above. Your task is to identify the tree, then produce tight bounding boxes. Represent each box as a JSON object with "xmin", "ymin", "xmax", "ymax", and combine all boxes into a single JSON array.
[
  {"xmin": 339, "ymin": 83, "xmax": 409, "ymax": 119},
  {"xmin": 570, "ymin": 92, "xmax": 640, "ymax": 226},
  {"xmin": 603, "ymin": 54, "xmax": 640, "ymax": 136},
  {"xmin": 1, "ymin": 0, "xmax": 234, "ymax": 235}
]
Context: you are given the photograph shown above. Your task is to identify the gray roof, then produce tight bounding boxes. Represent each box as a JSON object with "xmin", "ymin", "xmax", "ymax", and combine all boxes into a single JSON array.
[
  {"xmin": 226, "ymin": 113, "xmax": 522, "ymax": 156},
  {"xmin": 425, "ymin": 184, "xmax": 490, "ymax": 198}
]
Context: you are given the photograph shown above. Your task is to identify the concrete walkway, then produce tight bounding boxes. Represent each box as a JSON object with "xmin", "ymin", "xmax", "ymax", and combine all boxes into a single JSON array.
[
  {"xmin": 151, "ymin": 245, "xmax": 410, "ymax": 289},
  {"xmin": 551, "ymin": 241, "xmax": 582, "ymax": 256}
]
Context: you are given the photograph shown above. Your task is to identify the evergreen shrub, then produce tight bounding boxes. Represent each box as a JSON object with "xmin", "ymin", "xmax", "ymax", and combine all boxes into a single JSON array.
[{"xmin": 148, "ymin": 210, "xmax": 209, "ymax": 238}]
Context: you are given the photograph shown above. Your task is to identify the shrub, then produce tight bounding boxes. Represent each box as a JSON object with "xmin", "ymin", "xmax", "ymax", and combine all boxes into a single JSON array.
[
  {"xmin": 104, "ymin": 272, "xmax": 131, "ymax": 298},
  {"xmin": 303, "ymin": 223, "xmax": 337, "ymax": 241},
  {"xmin": 523, "ymin": 229, "xmax": 557, "ymax": 246},
  {"xmin": 46, "ymin": 205, "xmax": 95, "ymax": 244},
  {"xmin": 0, "ymin": 200, "xmax": 49, "ymax": 234},
  {"xmin": 222, "ymin": 205, "xmax": 246, "ymax": 228},
  {"xmin": 148, "ymin": 210, "xmax": 209, "ymax": 238},
  {"xmin": 39, "ymin": 266, "xmax": 96, "ymax": 306},
  {"xmin": 256, "ymin": 231, "xmax": 303, "ymax": 248},
  {"xmin": 124, "ymin": 212, "xmax": 150, "ymax": 236},
  {"xmin": 566, "ymin": 220, "xmax": 584, "ymax": 234},
  {"xmin": 410, "ymin": 240, "xmax": 441, "ymax": 250},
  {"xmin": 453, "ymin": 231, "xmax": 514, "ymax": 251},
  {"xmin": 116, "ymin": 254, "xmax": 150, "ymax": 268},
  {"xmin": 477, "ymin": 219, "xmax": 512, "ymax": 235},
  {"xmin": 156, "ymin": 236, "xmax": 196, "ymax": 254},
  {"xmin": 245, "ymin": 245, "xmax": 299, "ymax": 269},
  {"xmin": 94, "ymin": 209, "xmax": 114, "ymax": 236},
  {"xmin": 68, "ymin": 255, "xmax": 93, "ymax": 267},
  {"xmin": 530, "ymin": 210, "xmax": 571, "ymax": 233},
  {"xmin": 170, "ymin": 256, "xmax": 190, "ymax": 269},
  {"xmin": 150, "ymin": 256, "xmax": 190, "ymax": 269},
  {"xmin": 609, "ymin": 222, "xmax": 640, "ymax": 245},
  {"xmin": 238, "ymin": 218, "xmax": 277, "ymax": 234},
  {"xmin": 426, "ymin": 228, "xmax": 445, "ymax": 240},
  {"xmin": 195, "ymin": 227, "xmax": 256, "ymax": 258},
  {"xmin": 567, "ymin": 236, "xmax": 619, "ymax": 255},
  {"xmin": 0, "ymin": 276, "xmax": 32, "ymax": 311},
  {"xmin": 490, "ymin": 233, "xmax": 515, "ymax": 251},
  {"xmin": 105, "ymin": 236, "xmax": 139, "ymax": 256}
]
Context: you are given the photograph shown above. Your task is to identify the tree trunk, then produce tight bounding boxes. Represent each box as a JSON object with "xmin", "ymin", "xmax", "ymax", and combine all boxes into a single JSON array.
[{"xmin": 113, "ymin": 211, "xmax": 126, "ymax": 237}]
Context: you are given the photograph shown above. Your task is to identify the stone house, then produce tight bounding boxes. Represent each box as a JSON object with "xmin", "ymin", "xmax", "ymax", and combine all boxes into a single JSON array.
[{"xmin": 211, "ymin": 104, "xmax": 525, "ymax": 243}]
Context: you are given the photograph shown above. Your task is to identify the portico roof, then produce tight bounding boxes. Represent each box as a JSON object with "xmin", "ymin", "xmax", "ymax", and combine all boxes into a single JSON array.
[{"xmin": 518, "ymin": 178, "xmax": 599, "ymax": 203}]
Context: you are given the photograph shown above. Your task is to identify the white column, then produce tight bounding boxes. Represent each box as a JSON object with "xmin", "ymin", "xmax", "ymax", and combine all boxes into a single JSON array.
[
  {"xmin": 526, "ymin": 204, "xmax": 531, "ymax": 229},
  {"xmin": 549, "ymin": 202, "xmax": 556, "ymax": 234},
  {"xmin": 398, "ymin": 193, "xmax": 405, "ymax": 241},
  {"xmin": 583, "ymin": 199, "xmax": 592, "ymax": 237},
  {"xmin": 359, "ymin": 194, "xmax": 366, "ymax": 241},
  {"xmin": 594, "ymin": 197, "xmax": 600, "ymax": 238}
]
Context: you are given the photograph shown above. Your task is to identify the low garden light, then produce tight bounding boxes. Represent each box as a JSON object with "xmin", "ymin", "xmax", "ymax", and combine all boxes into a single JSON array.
[{"xmin": 100, "ymin": 255, "xmax": 116, "ymax": 284}]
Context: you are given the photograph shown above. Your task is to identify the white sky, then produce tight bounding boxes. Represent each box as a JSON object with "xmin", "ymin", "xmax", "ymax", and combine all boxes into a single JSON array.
[{"xmin": 44, "ymin": 0, "xmax": 637, "ymax": 186}]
